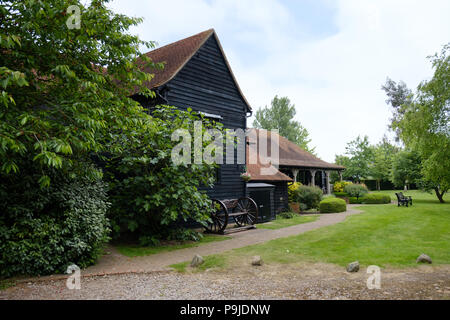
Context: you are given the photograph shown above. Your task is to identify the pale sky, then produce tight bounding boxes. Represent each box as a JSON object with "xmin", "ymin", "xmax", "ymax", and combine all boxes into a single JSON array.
[{"xmin": 108, "ymin": 0, "xmax": 450, "ymax": 162}]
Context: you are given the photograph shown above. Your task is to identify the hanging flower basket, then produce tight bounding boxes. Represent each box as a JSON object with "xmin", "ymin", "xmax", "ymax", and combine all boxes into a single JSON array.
[{"xmin": 240, "ymin": 172, "xmax": 252, "ymax": 182}]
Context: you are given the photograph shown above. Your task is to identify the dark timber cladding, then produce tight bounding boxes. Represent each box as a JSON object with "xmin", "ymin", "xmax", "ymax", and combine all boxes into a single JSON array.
[{"xmin": 136, "ymin": 29, "xmax": 251, "ymax": 200}]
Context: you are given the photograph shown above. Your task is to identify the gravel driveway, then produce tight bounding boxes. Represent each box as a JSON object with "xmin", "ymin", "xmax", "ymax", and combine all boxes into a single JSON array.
[{"xmin": 2, "ymin": 263, "xmax": 449, "ymax": 300}]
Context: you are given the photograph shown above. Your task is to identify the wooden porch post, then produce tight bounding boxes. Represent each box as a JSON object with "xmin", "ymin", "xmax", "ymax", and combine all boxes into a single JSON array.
[
  {"xmin": 310, "ymin": 169, "xmax": 316, "ymax": 187},
  {"xmin": 325, "ymin": 171, "xmax": 331, "ymax": 195},
  {"xmin": 291, "ymin": 169, "xmax": 299, "ymax": 183}
]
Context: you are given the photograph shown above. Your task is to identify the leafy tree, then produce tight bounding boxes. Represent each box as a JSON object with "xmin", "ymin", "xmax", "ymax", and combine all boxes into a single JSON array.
[
  {"xmin": 390, "ymin": 150, "xmax": 423, "ymax": 190},
  {"xmin": 334, "ymin": 154, "xmax": 351, "ymax": 181},
  {"xmin": 381, "ymin": 78, "xmax": 414, "ymax": 140},
  {"xmin": 0, "ymin": 0, "xmax": 182, "ymax": 275},
  {"xmin": 336, "ymin": 136, "xmax": 374, "ymax": 182},
  {"xmin": 106, "ymin": 106, "xmax": 221, "ymax": 244},
  {"xmin": 371, "ymin": 136, "xmax": 399, "ymax": 190},
  {"xmin": 387, "ymin": 44, "xmax": 450, "ymax": 202},
  {"xmin": 0, "ymin": 0, "xmax": 159, "ymax": 186},
  {"xmin": 253, "ymin": 95, "xmax": 315, "ymax": 153}
]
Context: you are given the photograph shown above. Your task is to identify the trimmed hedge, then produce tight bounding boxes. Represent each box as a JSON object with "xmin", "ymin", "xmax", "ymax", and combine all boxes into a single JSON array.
[
  {"xmin": 362, "ymin": 193, "xmax": 391, "ymax": 204},
  {"xmin": 319, "ymin": 198, "xmax": 347, "ymax": 213},
  {"xmin": 349, "ymin": 197, "xmax": 363, "ymax": 204},
  {"xmin": 334, "ymin": 192, "xmax": 348, "ymax": 197}
]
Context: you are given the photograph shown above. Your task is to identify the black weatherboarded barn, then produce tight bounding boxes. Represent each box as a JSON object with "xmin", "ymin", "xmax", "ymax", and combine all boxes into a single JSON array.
[{"xmin": 133, "ymin": 29, "xmax": 251, "ymax": 201}]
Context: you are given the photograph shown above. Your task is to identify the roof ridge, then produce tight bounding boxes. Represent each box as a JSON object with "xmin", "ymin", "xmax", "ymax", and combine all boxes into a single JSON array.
[
  {"xmin": 144, "ymin": 28, "xmax": 214, "ymax": 58},
  {"xmin": 137, "ymin": 28, "xmax": 252, "ymax": 112},
  {"xmin": 253, "ymin": 128, "xmax": 344, "ymax": 169}
]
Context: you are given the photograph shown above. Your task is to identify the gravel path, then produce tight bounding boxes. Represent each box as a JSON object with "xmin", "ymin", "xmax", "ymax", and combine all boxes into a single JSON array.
[{"xmin": 2, "ymin": 264, "xmax": 449, "ymax": 300}]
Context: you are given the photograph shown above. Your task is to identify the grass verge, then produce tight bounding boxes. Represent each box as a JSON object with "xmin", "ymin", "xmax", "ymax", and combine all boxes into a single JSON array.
[
  {"xmin": 257, "ymin": 214, "xmax": 319, "ymax": 230},
  {"xmin": 116, "ymin": 234, "xmax": 231, "ymax": 257}
]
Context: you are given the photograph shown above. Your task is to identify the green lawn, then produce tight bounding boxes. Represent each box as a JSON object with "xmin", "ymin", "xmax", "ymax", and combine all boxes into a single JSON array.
[
  {"xmin": 116, "ymin": 234, "xmax": 231, "ymax": 257},
  {"xmin": 257, "ymin": 214, "xmax": 319, "ymax": 230},
  {"xmin": 171, "ymin": 190, "xmax": 450, "ymax": 271}
]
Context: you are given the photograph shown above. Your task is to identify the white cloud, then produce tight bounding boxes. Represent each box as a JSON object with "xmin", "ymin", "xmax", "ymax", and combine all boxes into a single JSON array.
[{"xmin": 109, "ymin": 0, "xmax": 450, "ymax": 162}]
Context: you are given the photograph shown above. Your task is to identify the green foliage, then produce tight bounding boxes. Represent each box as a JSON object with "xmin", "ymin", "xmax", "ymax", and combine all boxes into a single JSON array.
[
  {"xmin": 0, "ymin": 0, "xmax": 160, "ymax": 186},
  {"xmin": 277, "ymin": 211, "xmax": 297, "ymax": 219},
  {"xmin": 362, "ymin": 194, "xmax": 391, "ymax": 204},
  {"xmin": 292, "ymin": 185, "xmax": 323, "ymax": 210},
  {"xmin": 349, "ymin": 197, "xmax": 363, "ymax": 204},
  {"xmin": 253, "ymin": 96, "xmax": 315, "ymax": 153},
  {"xmin": 371, "ymin": 136, "xmax": 400, "ymax": 190},
  {"xmin": 335, "ymin": 136, "xmax": 374, "ymax": 182},
  {"xmin": 106, "ymin": 106, "xmax": 220, "ymax": 243},
  {"xmin": 390, "ymin": 150, "xmax": 422, "ymax": 188},
  {"xmin": 344, "ymin": 183, "xmax": 369, "ymax": 198},
  {"xmin": 334, "ymin": 192, "xmax": 348, "ymax": 197},
  {"xmin": 0, "ymin": 173, "xmax": 110, "ymax": 278},
  {"xmin": 386, "ymin": 44, "xmax": 450, "ymax": 202},
  {"xmin": 319, "ymin": 198, "xmax": 347, "ymax": 213},
  {"xmin": 381, "ymin": 78, "xmax": 414, "ymax": 139}
]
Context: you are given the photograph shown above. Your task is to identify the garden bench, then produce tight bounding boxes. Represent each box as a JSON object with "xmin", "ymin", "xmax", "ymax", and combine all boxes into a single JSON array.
[
  {"xmin": 399, "ymin": 192, "xmax": 413, "ymax": 205},
  {"xmin": 395, "ymin": 192, "xmax": 413, "ymax": 207},
  {"xmin": 205, "ymin": 197, "xmax": 258, "ymax": 234}
]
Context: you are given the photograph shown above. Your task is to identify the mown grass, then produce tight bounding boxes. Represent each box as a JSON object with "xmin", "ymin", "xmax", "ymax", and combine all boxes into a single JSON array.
[
  {"xmin": 257, "ymin": 214, "xmax": 319, "ymax": 230},
  {"xmin": 172, "ymin": 191, "xmax": 450, "ymax": 270},
  {"xmin": 116, "ymin": 234, "xmax": 231, "ymax": 257},
  {"xmin": 170, "ymin": 255, "xmax": 227, "ymax": 273}
]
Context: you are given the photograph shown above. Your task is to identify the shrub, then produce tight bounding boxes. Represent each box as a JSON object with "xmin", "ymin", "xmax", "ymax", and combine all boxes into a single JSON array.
[
  {"xmin": 349, "ymin": 197, "xmax": 363, "ymax": 204},
  {"xmin": 292, "ymin": 185, "xmax": 323, "ymax": 210},
  {"xmin": 288, "ymin": 182, "xmax": 302, "ymax": 202},
  {"xmin": 362, "ymin": 193, "xmax": 391, "ymax": 204},
  {"xmin": 0, "ymin": 173, "xmax": 110, "ymax": 278},
  {"xmin": 278, "ymin": 211, "xmax": 297, "ymax": 219},
  {"xmin": 344, "ymin": 183, "xmax": 369, "ymax": 199},
  {"xmin": 106, "ymin": 106, "xmax": 220, "ymax": 243},
  {"xmin": 319, "ymin": 198, "xmax": 347, "ymax": 213},
  {"xmin": 333, "ymin": 181, "xmax": 352, "ymax": 193},
  {"xmin": 334, "ymin": 192, "xmax": 348, "ymax": 197}
]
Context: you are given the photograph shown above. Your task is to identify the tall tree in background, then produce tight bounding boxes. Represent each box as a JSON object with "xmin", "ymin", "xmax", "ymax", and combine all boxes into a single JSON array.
[
  {"xmin": 253, "ymin": 95, "xmax": 315, "ymax": 153},
  {"xmin": 371, "ymin": 136, "xmax": 399, "ymax": 190},
  {"xmin": 390, "ymin": 150, "xmax": 423, "ymax": 190},
  {"xmin": 336, "ymin": 135, "xmax": 374, "ymax": 183},
  {"xmin": 381, "ymin": 78, "xmax": 414, "ymax": 140},
  {"xmin": 385, "ymin": 44, "xmax": 449, "ymax": 202}
]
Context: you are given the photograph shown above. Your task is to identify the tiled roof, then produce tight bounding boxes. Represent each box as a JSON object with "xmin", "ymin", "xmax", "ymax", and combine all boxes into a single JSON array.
[
  {"xmin": 250, "ymin": 129, "xmax": 345, "ymax": 171},
  {"xmin": 246, "ymin": 129, "xmax": 293, "ymax": 182},
  {"xmin": 136, "ymin": 29, "xmax": 252, "ymax": 111}
]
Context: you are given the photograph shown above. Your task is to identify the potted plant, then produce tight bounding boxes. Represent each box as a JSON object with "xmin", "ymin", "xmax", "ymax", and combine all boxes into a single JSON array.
[{"xmin": 240, "ymin": 172, "xmax": 252, "ymax": 182}]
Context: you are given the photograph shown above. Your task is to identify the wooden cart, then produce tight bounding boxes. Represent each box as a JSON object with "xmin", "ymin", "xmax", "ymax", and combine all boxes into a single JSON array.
[{"xmin": 205, "ymin": 197, "xmax": 258, "ymax": 234}]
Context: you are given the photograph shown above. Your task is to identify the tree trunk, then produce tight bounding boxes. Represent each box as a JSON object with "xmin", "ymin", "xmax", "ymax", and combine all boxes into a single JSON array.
[{"xmin": 434, "ymin": 187, "xmax": 445, "ymax": 203}]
